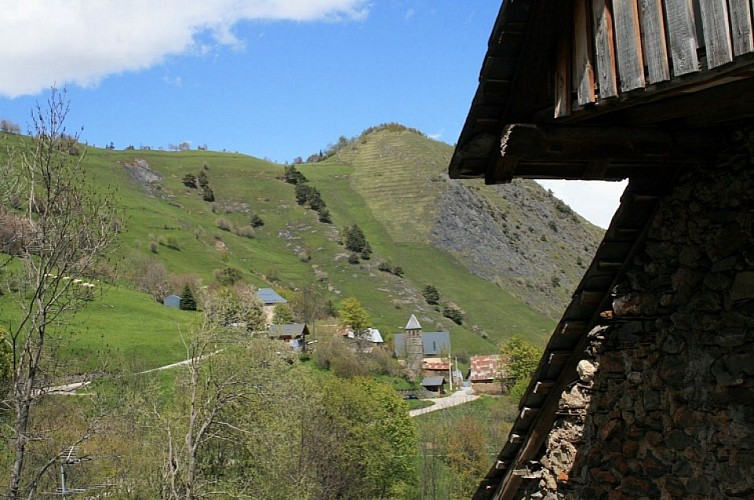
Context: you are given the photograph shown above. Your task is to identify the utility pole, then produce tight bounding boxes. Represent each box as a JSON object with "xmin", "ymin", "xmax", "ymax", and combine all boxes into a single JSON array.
[{"xmin": 448, "ymin": 348, "xmax": 453, "ymax": 392}]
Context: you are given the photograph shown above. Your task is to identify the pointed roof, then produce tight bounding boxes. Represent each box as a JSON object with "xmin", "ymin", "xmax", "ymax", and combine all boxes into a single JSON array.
[{"xmin": 405, "ymin": 314, "xmax": 422, "ymax": 330}]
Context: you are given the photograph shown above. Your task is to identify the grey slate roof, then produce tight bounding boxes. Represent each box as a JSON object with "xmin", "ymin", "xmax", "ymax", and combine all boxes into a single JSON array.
[
  {"xmin": 393, "ymin": 331, "xmax": 450, "ymax": 358},
  {"xmin": 268, "ymin": 323, "xmax": 309, "ymax": 339},
  {"xmin": 257, "ymin": 288, "xmax": 287, "ymax": 305},
  {"xmin": 421, "ymin": 376, "xmax": 446, "ymax": 387},
  {"xmin": 405, "ymin": 314, "xmax": 422, "ymax": 330}
]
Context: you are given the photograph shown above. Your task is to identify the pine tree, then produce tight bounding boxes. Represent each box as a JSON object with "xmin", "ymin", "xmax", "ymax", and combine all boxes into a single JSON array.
[{"xmin": 179, "ymin": 285, "xmax": 197, "ymax": 311}]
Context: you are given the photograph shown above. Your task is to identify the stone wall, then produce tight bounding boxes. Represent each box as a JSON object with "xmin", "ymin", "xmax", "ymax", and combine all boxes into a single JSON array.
[{"xmin": 521, "ymin": 128, "xmax": 754, "ymax": 499}]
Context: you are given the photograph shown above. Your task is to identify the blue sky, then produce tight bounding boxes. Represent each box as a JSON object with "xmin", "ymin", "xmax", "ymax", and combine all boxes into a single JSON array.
[{"xmin": 0, "ymin": 0, "xmax": 625, "ymax": 227}]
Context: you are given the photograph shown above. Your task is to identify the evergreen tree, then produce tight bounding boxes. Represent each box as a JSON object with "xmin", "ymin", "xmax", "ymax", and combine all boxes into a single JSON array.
[
  {"xmin": 197, "ymin": 170, "xmax": 210, "ymax": 189},
  {"xmin": 179, "ymin": 285, "xmax": 197, "ymax": 311},
  {"xmin": 422, "ymin": 285, "xmax": 440, "ymax": 305},
  {"xmin": 344, "ymin": 225, "xmax": 367, "ymax": 253}
]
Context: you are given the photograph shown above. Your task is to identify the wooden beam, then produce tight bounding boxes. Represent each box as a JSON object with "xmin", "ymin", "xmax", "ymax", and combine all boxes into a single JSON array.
[
  {"xmin": 613, "ymin": 0, "xmax": 646, "ymax": 91},
  {"xmin": 592, "ymin": 0, "xmax": 619, "ymax": 97},
  {"xmin": 638, "ymin": 0, "xmax": 670, "ymax": 83},
  {"xmin": 498, "ymin": 124, "xmax": 717, "ymax": 181},
  {"xmin": 664, "ymin": 0, "xmax": 700, "ymax": 75}
]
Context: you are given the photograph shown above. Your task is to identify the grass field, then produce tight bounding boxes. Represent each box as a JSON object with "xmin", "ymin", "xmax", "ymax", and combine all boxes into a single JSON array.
[{"xmin": 0, "ymin": 127, "xmax": 565, "ymax": 377}]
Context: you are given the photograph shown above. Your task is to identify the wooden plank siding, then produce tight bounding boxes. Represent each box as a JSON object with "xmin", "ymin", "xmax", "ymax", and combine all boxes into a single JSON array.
[
  {"xmin": 592, "ymin": 0, "xmax": 618, "ymax": 98},
  {"xmin": 638, "ymin": 0, "xmax": 670, "ymax": 83},
  {"xmin": 665, "ymin": 0, "xmax": 700, "ymax": 76},
  {"xmin": 613, "ymin": 0, "xmax": 646, "ymax": 91},
  {"xmin": 573, "ymin": 0, "xmax": 596, "ymax": 105},
  {"xmin": 699, "ymin": 0, "xmax": 733, "ymax": 67},
  {"xmin": 729, "ymin": 0, "xmax": 754, "ymax": 56},
  {"xmin": 555, "ymin": 20, "xmax": 573, "ymax": 118},
  {"xmin": 554, "ymin": 0, "xmax": 754, "ymax": 118}
]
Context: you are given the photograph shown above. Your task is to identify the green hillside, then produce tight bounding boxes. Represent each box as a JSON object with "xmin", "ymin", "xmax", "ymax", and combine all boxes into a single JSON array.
[{"xmin": 0, "ymin": 125, "xmax": 602, "ymax": 372}]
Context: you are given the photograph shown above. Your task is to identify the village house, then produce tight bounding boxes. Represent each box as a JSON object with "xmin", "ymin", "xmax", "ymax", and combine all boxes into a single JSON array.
[
  {"xmin": 256, "ymin": 287, "xmax": 287, "ymax": 326},
  {"xmin": 468, "ymin": 354, "xmax": 506, "ymax": 395},
  {"xmin": 267, "ymin": 323, "xmax": 309, "ymax": 352}
]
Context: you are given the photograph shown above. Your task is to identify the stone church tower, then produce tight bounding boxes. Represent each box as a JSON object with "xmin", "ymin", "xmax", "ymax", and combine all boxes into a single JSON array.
[{"xmin": 404, "ymin": 314, "xmax": 423, "ymax": 380}]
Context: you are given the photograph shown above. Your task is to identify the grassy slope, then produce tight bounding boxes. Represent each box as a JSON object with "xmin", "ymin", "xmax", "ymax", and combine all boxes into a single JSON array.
[{"xmin": 1, "ymin": 129, "xmax": 562, "ymax": 373}]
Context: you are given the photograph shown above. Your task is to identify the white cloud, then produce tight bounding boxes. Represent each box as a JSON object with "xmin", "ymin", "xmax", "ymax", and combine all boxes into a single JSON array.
[
  {"xmin": 0, "ymin": 0, "xmax": 369, "ymax": 98},
  {"xmin": 536, "ymin": 179, "xmax": 628, "ymax": 229}
]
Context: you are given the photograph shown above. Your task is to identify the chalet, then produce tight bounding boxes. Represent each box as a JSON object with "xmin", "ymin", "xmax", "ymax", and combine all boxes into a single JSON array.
[
  {"xmin": 256, "ymin": 288, "xmax": 287, "ymax": 325},
  {"xmin": 451, "ymin": 1, "xmax": 754, "ymax": 498},
  {"xmin": 342, "ymin": 327, "xmax": 384, "ymax": 344},
  {"xmin": 267, "ymin": 323, "xmax": 309, "ymax": 351},
  {"xmin": 162, "ymin": 294, "xmax": 180, "ymax": 309},
  {"xmin": 468, "ymin": 355, "xmax": 506, "ymax": 394}
]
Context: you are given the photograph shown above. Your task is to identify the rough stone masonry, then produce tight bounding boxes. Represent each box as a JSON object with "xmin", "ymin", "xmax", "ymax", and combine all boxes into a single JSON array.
[{"xmin": 519, "ymin": 126, "xmax": 754, "ymax": 500}]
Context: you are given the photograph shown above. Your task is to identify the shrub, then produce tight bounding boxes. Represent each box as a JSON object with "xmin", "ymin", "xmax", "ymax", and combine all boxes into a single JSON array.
[
  {"xmin": 235, "ymin": 225, "xmax": 256, "ymax": 238},
  {"xmin": 149, "ymin": 241, "xmax": 159, "ymax": 253},
  {"xmin": 422, "ymin": 285, "xmax": 440, "ymax": 305},
  {"xmin": 165, "ymin": 236, "xmax": 180, "ymax": 250},
  {"xmin": 250, "ymin": 214, "xmax": 265, "ymax": 228},
  {"xmin": 443, "ymin": 305, "xmax": 464, "ymax": 325},
  {"xmin": 214, "ymin": 267, "xmax": 243, "ymax": 286},
  {"xmin": 215, "ymin": 218, "xmax": 231, "ymax": 231},
  {"xmin": 348, "ymin": 253, "xmax": 360, "ymax": 264},
  {"xmin": 318, "ymin": 208, "xmax": 332, "ymax": 223},
  {"xmin": 182, "ymin": 173, "xmax": 198, "ymax": 189}
]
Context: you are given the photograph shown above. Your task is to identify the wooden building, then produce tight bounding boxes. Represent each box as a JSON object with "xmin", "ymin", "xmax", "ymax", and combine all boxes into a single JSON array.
[{"xmin": 451, "ymin": 1, "xmax": 754, "ymax": 499}]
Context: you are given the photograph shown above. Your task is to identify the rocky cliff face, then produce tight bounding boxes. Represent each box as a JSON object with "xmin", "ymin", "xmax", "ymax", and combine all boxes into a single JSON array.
[{"xmin": 432, "ymin": 176, "xmax": 602, "ymax": 319}]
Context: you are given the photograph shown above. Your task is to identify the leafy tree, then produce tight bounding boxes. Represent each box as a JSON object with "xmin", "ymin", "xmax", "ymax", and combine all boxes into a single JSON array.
[
  {"xmin": 0, "ymin": 326, "xmax": 13, "ymax": 385},
  {"xmin": 338, "ymin": 297, "xmax": 370, "ymax": 337},
  {"xmin": 289, "ymin": 284, "xmax": 328, "ymax": 326},
  {"xmin": 0, "ymin": 88, "xmax": 121, "ymax": 498},
  {"xmin": 179, "ymin": 284, "xmax": 197, "ymax": 311},
  {"xmin": 445, "ymin": 416, "xmax": 491, "ymax": 497},
  {"xmin": 422, "ymin": 285, "xmax": 440, "ymax": 305},
  {"xmin": 214, "ymin": 266, "xmax": 243, "ymax": 286},
  {"xmin": 271, "ymin": 303, "xmax": 294, "ymax": 324},
  {"xmin": 502, "ymin": 335, "xmax": 543, "ymax": 401},
  {"xmin": 0, "ymin": 119, "xmax": 21, "ymax": 134},
  {"xmin": 304, "ymin": 376, "xmax": 417, "ymax": 497},
  {"xmin": 202, "ymin": 285, "xmax": 265, "ymax": 334}
]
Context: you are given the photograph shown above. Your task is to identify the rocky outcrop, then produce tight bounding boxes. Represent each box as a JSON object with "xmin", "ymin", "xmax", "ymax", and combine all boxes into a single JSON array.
[{"xmin": 432, "ymin": 177, "xmax": 601, "ymax": 318}]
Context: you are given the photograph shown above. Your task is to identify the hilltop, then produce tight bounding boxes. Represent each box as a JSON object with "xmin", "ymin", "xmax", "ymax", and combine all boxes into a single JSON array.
[{"xmin": 0, "ymin": 124, "xmax": 602, "ymax": 368}]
